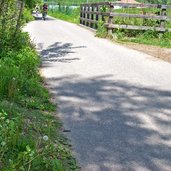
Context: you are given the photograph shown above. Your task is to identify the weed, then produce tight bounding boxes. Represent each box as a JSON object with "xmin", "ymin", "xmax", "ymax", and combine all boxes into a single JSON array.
[
  {"xmin": 96, "ymin": 20, "xmax": 107, "ymax": 38},
  {"xmin": 0, "ymin": 102, "xmax": 78, "ymax": 171}
]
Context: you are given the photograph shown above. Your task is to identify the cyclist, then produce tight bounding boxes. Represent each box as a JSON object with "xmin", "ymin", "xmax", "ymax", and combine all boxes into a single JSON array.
[{"xmin": 42, "ymin": 3, "xmax": 48, "ymax": 20}]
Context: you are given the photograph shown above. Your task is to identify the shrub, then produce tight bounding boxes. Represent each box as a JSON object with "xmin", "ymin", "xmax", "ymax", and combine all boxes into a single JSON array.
[
  {"xmin": 0, "ymin": 61, "xmax": 22, "ymax": 99},
  {"xmin": 96, "ymin": 20, "xmax": 107, "ymax": 38},
  {"xmin": 22, "ymin": 8, "xmax": 34, "ymax": 23}
]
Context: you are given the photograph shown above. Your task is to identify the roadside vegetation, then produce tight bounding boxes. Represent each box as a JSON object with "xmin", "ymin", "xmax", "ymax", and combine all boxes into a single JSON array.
[
  {"xmin": 44, "ymin": 0, "xmax": 171, "ymax": 5},
  {"xmin": 96, "ymin": 7, "xmax": 171, "ymax": 48},
  {"xmin": 49, "ymin": 7, "xmax": 80, "ymax": 24},
  {"xmin": 0, "ymin": 1, "xmax": 77, "ymax": 170}
]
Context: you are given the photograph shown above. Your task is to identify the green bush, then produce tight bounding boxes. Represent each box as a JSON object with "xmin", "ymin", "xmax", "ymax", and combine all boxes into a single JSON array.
[
  {"xmin": 0, "ymin": 61, "xmax": 22, "ymax": 99},
  {"xmin": 0, "ymin": 46, "xmax": 39, "ymax": 98},
  {"xmin": 22, "ymin": 8, "xmax": 34, "ymax": 23},
  {"xmin": 96, "ymin": 20, "xmax": 107, "ymax": 38}
]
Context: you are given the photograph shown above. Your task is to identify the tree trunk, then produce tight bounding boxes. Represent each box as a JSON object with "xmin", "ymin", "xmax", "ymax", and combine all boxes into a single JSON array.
[{"xmin": 13, "ymin": 0, "xmax": 24, "ymax": 39}]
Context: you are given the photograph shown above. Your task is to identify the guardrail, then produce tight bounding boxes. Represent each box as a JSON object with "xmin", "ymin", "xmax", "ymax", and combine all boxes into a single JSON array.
[{"xmin": 80, "ymin": 2, "xmax": 171, "ymax": 34}]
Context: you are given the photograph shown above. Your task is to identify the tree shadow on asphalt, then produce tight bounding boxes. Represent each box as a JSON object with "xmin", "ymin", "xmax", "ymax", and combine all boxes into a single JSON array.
[
  {"xmin": 46, "ymin": 75, "xmax": 171, "ymax": 171},
  {"xmin": 40, "ymin": 42, "xmax": 86, "ymax": 63}
]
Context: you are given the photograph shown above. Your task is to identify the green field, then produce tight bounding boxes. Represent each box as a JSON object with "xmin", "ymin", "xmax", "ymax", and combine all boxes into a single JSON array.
[
  {"xmin": 45, "ymin": 0, "xmax": 171, "ymax": 5},
  {"xmin": 46, "ymin": 0, "xmax": 111, "ymax": 6}
]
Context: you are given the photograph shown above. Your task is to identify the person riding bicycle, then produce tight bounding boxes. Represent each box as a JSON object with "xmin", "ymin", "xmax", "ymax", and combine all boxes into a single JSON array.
[{"xmin": 42, "ymin": 3, "xmax": 48, "ymax": 20}]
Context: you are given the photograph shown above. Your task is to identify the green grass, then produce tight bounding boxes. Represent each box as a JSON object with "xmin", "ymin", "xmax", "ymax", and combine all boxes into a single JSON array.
[
  {"xmin": 0, "ymin": 46, "xmax": 78, "ymax": 171},
  {"xmin": 119, "ymin": 35, "xmax": 171, "ymax": 48},
  {"xmin": 96, "ymin": 6, "xmax": 171, "ymax": 48},
  {"xmin": 109, "ymin": 29, "xmax": 171, "ymax": 48},
  {"xmin": 95, "ymin": 7, "xmax": 171, "ymax": 48},
  {"xmin": 0, "ymin": 7, "xmax": 78, "ymax": 170},
  {"xmin": 49, "ymin": 7, "xmax": 80, "ymax": 24},
  {"xmin": 0, "ymin": 101, "xmax": 77, "ymax": 171}
]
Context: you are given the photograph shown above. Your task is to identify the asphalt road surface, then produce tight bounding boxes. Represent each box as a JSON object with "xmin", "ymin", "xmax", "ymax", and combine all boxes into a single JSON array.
[{"xmin": 25, "ymin": 16, "xmax": 171, "ymax": 171}]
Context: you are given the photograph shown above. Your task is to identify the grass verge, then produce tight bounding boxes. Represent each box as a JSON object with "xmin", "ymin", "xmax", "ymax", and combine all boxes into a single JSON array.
[
  {"xmin": 113, "ymin": 30, "xmax": 171, "ymax": 48},
  {"xmin": 49, "ymin": 8, "xmax": 80, "ymax": 24},
  {"xmin": 0, "ymin": 101, "xmax": 77, "ymax": 171},
  {"xmin": 0, "ymin": 19, "xmax": 78, "ymax": 171}
]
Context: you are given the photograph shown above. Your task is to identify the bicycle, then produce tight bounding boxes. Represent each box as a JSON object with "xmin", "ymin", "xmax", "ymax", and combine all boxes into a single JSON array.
[{"xmin": 42, "ymin": 11, "xmax": 47, "ymax": 20}]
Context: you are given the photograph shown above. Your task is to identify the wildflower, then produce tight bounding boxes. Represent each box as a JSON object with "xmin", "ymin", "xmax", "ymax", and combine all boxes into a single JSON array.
[
  {"xmin": 1, "ymin": 141, "xmax": 6, "ymax": 146},
  {"xmin": 43, "ymin": 135, "xmax": 49, "ymax": 141}
]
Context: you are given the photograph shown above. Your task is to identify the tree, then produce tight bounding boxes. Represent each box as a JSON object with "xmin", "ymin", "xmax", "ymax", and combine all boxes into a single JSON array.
[
  {"xmin": 0, "ymin": 0, "xmax": 38, "ymax": 51},
  {"xmin": 25, "ymin": 0, "xmax": 42, "ymax": 9}
]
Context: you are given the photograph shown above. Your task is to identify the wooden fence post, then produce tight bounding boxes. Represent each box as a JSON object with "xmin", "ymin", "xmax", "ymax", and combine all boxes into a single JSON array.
[
  {"xmin": 79, "ymin": 2, "xmax": 171, "ymax": 33},
  {"xmin": 80, "ymin": 5, "xmax": 83, "ymax": 25},
  {"xmin": 95, "ymin": 5, "xmax": 99, "ymax": 29},
  {"xmin": 160, "ymin": 6, "xmax": 167, "ymax": 28},
  {"xmin": 86, "ymin": 5, "xmax": 90, "ymax": 27},
  {"xmin": 83, "ymin": 5, "xmax": 86, "ymax": 25},
  {"xmin": 91, "ymin": 5, "xmax": 94, "ymax": 28},
  {"xmin": 108, "ymin": 4, "xmax": 113, "ymax": 35}
]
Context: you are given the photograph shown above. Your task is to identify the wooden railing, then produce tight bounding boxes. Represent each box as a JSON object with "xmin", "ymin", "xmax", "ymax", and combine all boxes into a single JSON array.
[{"xmin": 80, "ymin": 2, "xmax": 171, "ymax": 34}]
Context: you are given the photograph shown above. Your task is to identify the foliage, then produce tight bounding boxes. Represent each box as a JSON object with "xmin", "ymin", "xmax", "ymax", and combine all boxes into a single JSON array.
[
  {"xmin": 0, "ymin": 104, "xmax": 77, "ymax": 171},
  {"xmin": 96, "ymin": 20, "xmax": 108, "ymax": 38},
  {"xmin": 49, "ymin": 6, "xmax": 80, "ymax": 24},
  {"xmin": 137, "ymin": 0, "xmax": 170, "ymax": 4},
  {"xmin": 23, "ymin": 8, "xmax": 35, "ymax": 23},
  {"xmin": 109, "ymin": 7, "xmax": 171, "ymax": 47},
  {"xmin": 25, "ymin": 0, "xmax": 42, "ymax": 9},
  {"xmin": 0, "ymin": 0, "xmax": 78, "ymax": 170},
  {"xmin": 45, "ymin": 0, "xmax": 171, "ymax": 5},
  {"xmin": 45, "ymin": 0, "xmax": 110, "ymax": 6},
  {"xmin": 0, "ymin": 0, "xmax": 34, "ymax": 52},
  {"xmin": 111, "ymin": 29, "xmax": 171, "ymax": 48}
]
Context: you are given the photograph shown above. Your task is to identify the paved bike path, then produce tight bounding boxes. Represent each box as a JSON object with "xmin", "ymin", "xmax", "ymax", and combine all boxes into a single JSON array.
[{"xmin": 25, "ymin": 16, "xmax": 171, "ymax": 171}]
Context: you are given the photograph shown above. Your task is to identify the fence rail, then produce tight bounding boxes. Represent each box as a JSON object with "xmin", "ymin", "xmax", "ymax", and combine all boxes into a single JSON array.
[{"xmin": 80, "ymin": 2, "xmax": 171, "ymax": 34}]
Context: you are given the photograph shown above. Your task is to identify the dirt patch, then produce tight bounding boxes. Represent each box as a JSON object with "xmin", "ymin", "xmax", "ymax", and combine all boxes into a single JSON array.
[{"xmin": 123, "ymin": 43, "xmax": 171, "ymax": 63}]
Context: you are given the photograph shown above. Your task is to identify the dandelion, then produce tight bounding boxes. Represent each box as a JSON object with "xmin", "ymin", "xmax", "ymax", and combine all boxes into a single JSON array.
[
  {"xmin": 1, "ymin": 141, "xmax": 6, "ymax": 146},
  {"xmin": 43, "ymin": 135, "xmax": 49, "ymax": 141}
]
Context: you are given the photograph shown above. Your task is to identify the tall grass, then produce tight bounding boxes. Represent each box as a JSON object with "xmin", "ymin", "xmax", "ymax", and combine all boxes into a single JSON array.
[
  {"xmin": 0, "ymin": 1, "xmax": 78, "ymax": 170},
  {"xmin": 49, "ymin": 6, "xmax": 80, "ymax": 24}
]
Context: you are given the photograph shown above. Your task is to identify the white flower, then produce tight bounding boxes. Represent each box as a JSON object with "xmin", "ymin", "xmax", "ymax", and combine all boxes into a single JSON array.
[
  {"xmin": 1, "ymin": 141, "xmax": 6, "ymax": 146},
  {"xmin": 43, "ymin": 135, "xmax": 49, "ymax": 141}
]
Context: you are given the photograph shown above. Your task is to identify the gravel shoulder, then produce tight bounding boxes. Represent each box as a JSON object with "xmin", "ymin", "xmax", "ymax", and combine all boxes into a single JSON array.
[{"xmin": 122, "ymin": 42, "xmax": 171, "ymax": 63}]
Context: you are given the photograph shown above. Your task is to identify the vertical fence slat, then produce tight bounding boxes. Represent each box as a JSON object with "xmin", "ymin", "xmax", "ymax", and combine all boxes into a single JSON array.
[
  {"xmin": 91, "ymin": 5, "xmax": 94, "ymax": 28},
  {"xmin": 87, "ymin": 5, "xmax": 90, "ymax": 27},
  {"xmin": 83, "ymin": 5, "xmax": 86, "ymax": 25},
  {"xmin": 95, "ymin": 5, "xmax": 99, "ymax": 29},
  {"xmin": 79, "ymin": 2, "xmax": 171, "ymax": 33},
  {"xmin": 80, "ymin": 5, "xmax": 83, "ymax": 25},
  {"xmin": 160, "ymin": 6, "xmax": 167, "ymax": 28}
]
